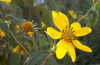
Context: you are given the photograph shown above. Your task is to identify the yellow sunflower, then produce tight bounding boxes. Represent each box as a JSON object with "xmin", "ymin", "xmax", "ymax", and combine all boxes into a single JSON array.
[
  {"xmin": 69, "ymin": 10, "xmax": 77, "ymax": 19},
  {"xmin": 13, "ymin": 45, "xmax": 24, "ymax": 55},
  {"xmin": 22, "ymin": 22, "xmax": 33, "ymax": 32},
  {"xmin": 41, "ymin": 21, "xmax": 46, "ymax": 27},
  {"xmin": 0, "ymin": 0, "xmax": 11, "ymax": 2},
  {"xmin": 0, "ymin": 28, "xmax": 6, "ymax": 38},
  {"xmin": 47, "ymin": 11, "xmax": 92, "ymax": 62},
  {"xmin": 15, "ymin": 25, "xmax": 20, "ymax": 33}
]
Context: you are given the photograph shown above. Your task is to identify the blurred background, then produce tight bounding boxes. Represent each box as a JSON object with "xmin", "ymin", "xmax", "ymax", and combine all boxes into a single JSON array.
[{"xmin": 0, "ymin": 0, "xmax": 100, "ymax": 65}]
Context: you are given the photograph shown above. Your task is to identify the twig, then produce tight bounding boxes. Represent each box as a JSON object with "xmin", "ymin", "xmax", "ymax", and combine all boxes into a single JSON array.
[
  {"xmin": 32, "ymin": 36, "xmax": 38, "ymax": 52},
  {"xmin": 42, "ymin": 53, "xmax": 52, "ymax": 65},
  {"xmin": 9, "ymin": 28, "xmax": 32, "ymax": 57},
  {"xmin": 77, "ymin": 0, "xmax": 99, "ymax": 22}
]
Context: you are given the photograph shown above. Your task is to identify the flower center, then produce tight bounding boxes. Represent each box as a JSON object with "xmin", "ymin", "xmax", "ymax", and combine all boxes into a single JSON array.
[
  {"xmin": 66, "ymin": 30, "xmax": 73, "ymax": 38},
  {"xmin": 62, "ymin": 26, "xmax": 75, "ymax": 42}
]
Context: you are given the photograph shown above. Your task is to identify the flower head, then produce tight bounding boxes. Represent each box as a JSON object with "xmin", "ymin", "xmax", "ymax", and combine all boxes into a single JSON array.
[
  {"xmin": 13, "ymin": 45, "xmax": 24, "ymax": 55},
  {"xmin": 0, "ymin": 28, "xmax": 6, "ymax": 38},
  {"xmin": 41, "ymin": 21, "xmax": 45, "ymax": 27},
  {"xmin": 0, "ymin": 0, "xmax": 11, "ymax": 2},
  {"xmin": 22, "ymin": 22, "xmax": 33, "ymax": 32},
  {"xmin": 47, "ymin": 11, "xmax": 92, "ymax": 62},
  {"xmin": 69, "ymin": 10, "xmax": 77, "ymax": 19},
  {"xmin": 15, "ymin": 25, "xmax": 20, "ymax": 33}
]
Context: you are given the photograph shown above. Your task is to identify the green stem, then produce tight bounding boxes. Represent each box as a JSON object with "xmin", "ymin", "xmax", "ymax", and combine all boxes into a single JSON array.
[
  {"xmin": 32, "ymin": 36, "xmax": 38, "ymax": 52},
  {"xmin": 78, "ymin": 0, "xmax": 99, "ymax": 22},
  {"xmin": 9, "ymin": 28, "xmax": 32, "ymax": 57}
]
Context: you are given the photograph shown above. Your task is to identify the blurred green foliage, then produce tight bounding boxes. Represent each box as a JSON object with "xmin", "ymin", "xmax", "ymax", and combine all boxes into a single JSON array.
[{"xmin": 0, "ymin": 0, "xmax": 100, "ymax": 65}]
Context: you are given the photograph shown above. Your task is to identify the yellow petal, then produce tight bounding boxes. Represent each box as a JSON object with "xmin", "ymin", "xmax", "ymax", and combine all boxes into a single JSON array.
[
  {"xmin": 74, "ymin": 27, "xmax": 92, "ymax": 37},
  {"xmin": 72, "ymin": 40, "xmax": 92, "ymax": 52},
  {"xmin": 47, "ymin": 27, "xmax": 62, "ymax": 39},
  {"xmin": 0, "ymin": 0, "xmax": 11, "ymax": 2},
  {"xmin": 0, "ymin": 31, "xmax": 6, "ymax": 38},
  {"xmin": 20, "ymin": 50, "xmax": 24, "ymax": 54},
  {"xmin": 70, "ymin": 22, "xmax": 81, "ymax": 31},
  {"xmin": 67, "ymin": 42, "xmax": 76, "ymax": 62},
  {"xmin": 15, "ymin": 25, "xmax": 20, "ymax": 33},
  {"xmin": 52, "ymin": 11, "xmax": 64, "ymax": 31},
  {"xmin": 56, "ymin": 39, "xmax": 68, "ymax": 59},
  {"xmin": 27, "ymin": 31, "xmax": 34, "ymax": 37},
  {"xmin": 69, "ymin": 10, "xmax": 77, "ymax": 19},
  {"xmin": 13, "ymin": 48, "xmax": 18, "ymax": 52},
  {"xmin": 58, "ymin": 12, "xmax": 69, "ymax": 29}
]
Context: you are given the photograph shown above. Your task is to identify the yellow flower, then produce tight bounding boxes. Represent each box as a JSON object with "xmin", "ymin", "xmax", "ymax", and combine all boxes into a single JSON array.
[
  {"xmin": 27, "ymin": 31, "xmax": 34, "ymax": 37},
  {"xmin": 0, "ymin": 0, "xmax": 11, "ymax": 2},
  {"xmin": 0, "ymin": 28, "xmax": 6, "ymax": 38},
  {"xmin": 15, "ymin": 25, "xmax": 20, "ymax": 33},
  {"xmin": 47, "ymin": 11, "xmax": 92, "ymax": 62},
  {"xmin": 41, "ymin": 21, "xmax": 45, "ymax": 27},
  {"xmin": 13, "ymin": 45, "xmax": 24, "ymax": 55},
  {"xmin": 69, "ymin": 10, "xmax": 77, "ymax": 19},
  {"xmin": 22, "ymin": 22, "xmax": 33, "ymax": 32}
]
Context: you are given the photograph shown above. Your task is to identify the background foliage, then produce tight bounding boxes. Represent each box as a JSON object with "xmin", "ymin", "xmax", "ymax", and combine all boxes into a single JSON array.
[{"xmin": 0, "ymin": 0, "xmax": 100, "ymax": 65}]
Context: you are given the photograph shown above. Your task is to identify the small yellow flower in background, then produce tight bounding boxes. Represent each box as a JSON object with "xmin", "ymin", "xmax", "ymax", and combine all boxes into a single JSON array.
[
  {"xmin": 27, "ymin": 31, "xmax": 34, "ymax": 37},
  {"xmin": 13, "ymin": 45, "xmax": 24, "ymax": 55},
  {"xmin": 0, "ymin": 0, "xmax": 11, "ymax": 2},
  {"xmin": 0, "ymin": 28, "xmax": 6, "ymax": 38},
  {"xmin": 47, "ymin": 11, "xmax": 92, "ymax": 62},
  {"xmin": 22, "ymin": 22, "xmax": 33, "ymax": 32},
  {"xmin": 41, "ymin": 21, "xmax": 45, "ymax": 27},
  {"xmin": 15, "ymin": 25, "xmax": 20, "ymax": 33},
  {"xmin": 69, "ymin": 10, "xmax": 77, "ymax": 19}
]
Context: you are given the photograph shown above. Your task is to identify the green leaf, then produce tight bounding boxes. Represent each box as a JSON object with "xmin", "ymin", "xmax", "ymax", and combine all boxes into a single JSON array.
[
  {"xmin": 35, "ymin": 31, "xmax": 49, "ymax": 50},
  {"xmin": 22, "ymin": 7, "xmax": 30, "ymax": 20},
  {"xmin": 46, "ymin": 32, "xmax": 56, "ymax": 46},
  {"xmin": 0, "ymin": 22, "xmax": 9, "ymax": 37},
  {"xmin": 88, "ymin": 8, "xmax": 99, "ymax": 27},
  {"xmin": 27, "ymin": 50, "xmax": 49, "ymax": 65},
  {"xmin": 42, "ymin": 8, "xmax": 52, "ymax": 22},
  {"xmin": 28, "ymin": 0, "xmax": 34, "ymax": 11},
  {"xmin": 62, "ymin": 54, "xmax": 73, "ymax": 65},
  {"xmin": 48, "ymin": 56, "xmax": 59, "ymax": 65},
  {"xmin": 47, "ymin": 0, "xmax": 56, "ymax": 11},
  {"xmin": 14, "ymin": 0, "xmax": 24, "ymax": 8},
  {"xmin": 95, "ymin": 1, "xmax": 100, "ymax": 12},
  {"xmin": 10, "ymin": 53, "xmax": 20, "ymax": 65},
  {"xmin": 7, "ymin": 23, "xmax": 16, "ymax": 44}
]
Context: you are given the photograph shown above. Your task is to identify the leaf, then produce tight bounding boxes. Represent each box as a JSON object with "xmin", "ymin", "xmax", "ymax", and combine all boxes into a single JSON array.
[
  {"xmin": 42, "ymin": 8, "xmax": 52, "ymax": 22},
  {"xmin": 0, "ymin": 22, "xmax": 9, "ymax": 37},
  {"xmin": 6, "ymin": 23, "xmax": 16, "ymax": 44},
  {"xmin": 35, "ymin": 31, "xmax": 49, "ymax": 50},
  {"xmin": 14, "ymin": 0, "xmax": 24, "ymax": 8},
  {"xmin": 62, "ymin": 54, "xmax": 73, "ymax": 65},
  {"xmin": 88, "ymin": 8, "xmax": 99, "ymax": 27},
  {"xmin": 22, "ymin": 7, "xmax": 30, "ymax": 20},
  {"xmin": 95, "ymin": 1, "xmax": 100, "ymax": 13},
  {"xmin": 47, "ymin": 0, "xmax": 56, "ymax": 11},
  {"xmin": 10, "ymin": 53, "xmax": 20, "ymax": 65},
  {"xmin": 48, "ymin": 56, "xmax": 59, "ymax": 65},
  {"xmin": 28, "ymin": 0, "xmax": 34, "ymax": 11},
  {"xmin": 46, "ymin": 32, "xmax": 56, "ymax": 46},
  {"xmin": 27, "ymin": 50, "xmax": 49, "ymax": 65}
]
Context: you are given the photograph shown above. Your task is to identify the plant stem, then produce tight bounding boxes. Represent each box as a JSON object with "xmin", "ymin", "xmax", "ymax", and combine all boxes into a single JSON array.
[
  {"xmin": 32, "ymin": 36, "xmax": 38, "ymax": 52},
  {"xmin": 42, "ymin": 53, "xmax": 52, "ymax": 65},
  {"xmin": 78, "ymin": 0, "xmax": 99, "ymax": 22},
  {"xmin": 9, "ymin": 28, "xmax": 32, "ymax": 57}
]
